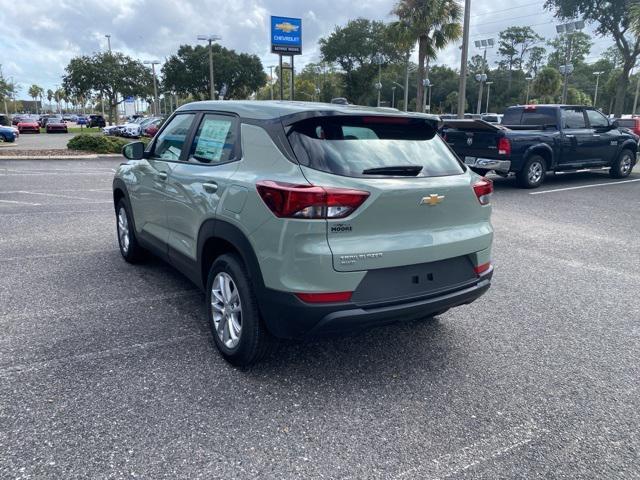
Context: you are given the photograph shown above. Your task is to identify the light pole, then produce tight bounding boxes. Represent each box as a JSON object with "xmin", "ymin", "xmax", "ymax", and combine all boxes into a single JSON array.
[
  {"xmin": 105, "ymin": 34, "xmax": 111, "ymax": 52},
  {"xmin": 268, "ymin": 65, "xmax": 275, "ymax": 100},
  {"xmin": 457, "ymin": 0, "xmax": 472, "ymax": 118},
  {"xmin": 144, "ymin": 60, "xmax": 160, "ymax": 116},
  {"xmin": 474, "ymin": 39, "xmax": 494, "ymax": 114},
  {"xmin": 556, "ymin": 20, "xmax": 584, "ymax": 103},
  {"xmin": 374, "ymin": 53, "xmax": 384, "ymax": 107},
  {"xmin": 391, "ymin": 86, "xmax": 396, "ymax": 109},
  {"xmin": 197, "ymin": 34, "xmax": 221, "ymax": 100},
  {"xmin": 428, "ymin": 83, "xmax": 434, "ymax": 112},
  {"xmin": 422, "ymin": 78, "xmax": 430, "ymax": 113},
  {"xmin": 592, "ymin": 71, "xmax": 604, "ymax": 108},
  {"xmin": 525, "ymin": 76, "xmax": 533, "ymax": 104},
  {"xmin": 485, "ymin": 81, "xmax": 493, "ymax": 113}
]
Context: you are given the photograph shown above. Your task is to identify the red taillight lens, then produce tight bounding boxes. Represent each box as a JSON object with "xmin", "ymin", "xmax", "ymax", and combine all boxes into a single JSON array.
[
  {"xmin": 256, "ymin": 181, "xmax": 369, "ymax": 219},
  {"xmin": 474, "ymin": 262, "xmax": 492, "ymax": 275},
  {"xmin": 497, "ymin": 137, "xmax": 511, "ymax": 156},
  {"xmin": 295, "ymin": 291, "xmax": 353, "ymax": 303},
  {"xmin": 473, "ymin": 177, "xmax": 493, "ymax": 205}
]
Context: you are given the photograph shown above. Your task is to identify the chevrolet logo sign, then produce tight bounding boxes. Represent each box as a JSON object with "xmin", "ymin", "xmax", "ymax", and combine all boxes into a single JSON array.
[
  {"xmin": 275, "ymin": 22, "xmax": 299, "ymax": 33},
  {"xmin": 420, "ymin": 194, "xmax": 445, "ymax": 206}
]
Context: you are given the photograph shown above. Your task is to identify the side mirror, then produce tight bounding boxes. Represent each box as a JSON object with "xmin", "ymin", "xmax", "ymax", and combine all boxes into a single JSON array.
[
  {"xmin": 611, "ymin": 119, "xmax": 620, "ymax": 129},
  {"xmin": 122, "ymin": 141, "xmax": 145, "ymax": 160}
]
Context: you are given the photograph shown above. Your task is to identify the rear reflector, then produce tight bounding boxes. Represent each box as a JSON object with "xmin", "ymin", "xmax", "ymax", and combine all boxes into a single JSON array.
[
  {"xmin": 497, "ymin": 137, "xmax": 511, "ymax": 156},
  {"xmin": 474, "ymin": 262, "xmax": 492, "ymax": 275},
  {"xmin": 473, "ymin": 178, "xmax": 493, "ymax": 205},
  {"xmin": 295, "ymin": 291, "xmax": 353, "ymax": 303},
  {"xmin": 256, "ymin": 180, "xmax": 369, "ymax": 219}
]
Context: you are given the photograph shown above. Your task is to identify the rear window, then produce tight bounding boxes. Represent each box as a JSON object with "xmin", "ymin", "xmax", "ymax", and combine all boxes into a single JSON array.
[
  {"xmin": 288, "ymin": 116, "xmax": 464, "ymax": 178},
  {"xmin": 502, "ymin": 107, "xmax": 557, "ymax": 127}
]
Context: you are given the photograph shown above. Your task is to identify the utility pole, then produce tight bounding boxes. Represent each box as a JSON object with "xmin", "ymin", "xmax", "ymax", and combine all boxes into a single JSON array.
[
  {"xmin": 422, "ymin": 78, "xmax": 429, "ymax": 113},
  {"xmin": 485, "ymin": 81, "xmax": 493, "ymax": 113},
  {"xmin": 525, "ymin": 77, "xmax": 533, "ymax": 103},
  {"xmin": 374, "ymin": 53, "xmax": 384, "ymax": 107},
  {"xmin": 144, "ymin": 60, "xmax": 160, "ymax": 116},
  {"xmin": 404, "ymin": 57, "xmax": 409, "ymax": 112},
  {"xmin": 556, "ymin": 21, "xmax": 584, "ymax": 104},
  {"xmin": 197, "ymin": 35, "xmax": 221, "ymax": 100},
  {"xmin": 457, "ymin": 0, "xmax": 471, "ymax": 118},
  {"xmin": 593, "ymin": 71, "xmax": 604, "ymax": 108},
  {"xmin": 391, "ymin": 86, "xmax": 396, "ymax": 109}
]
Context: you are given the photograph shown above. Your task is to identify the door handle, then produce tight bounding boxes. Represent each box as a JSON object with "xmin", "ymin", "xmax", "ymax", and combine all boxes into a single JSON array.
[
  {"xmin": 156, "ymin": 172, "xmax": 167, "ymax": 180},
  {"xmin": 593, "ymin": 134, "xmax": 600, "ymax": 137},
  {"xmin": 565, "ymin": 134, "xmax": 575, "ymax": 138},
  {"xmin": 202, "ymin": 182, "xmax": 218, "ymax": 193}
]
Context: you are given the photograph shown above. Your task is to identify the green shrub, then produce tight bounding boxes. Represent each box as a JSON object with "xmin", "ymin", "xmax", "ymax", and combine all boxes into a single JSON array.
[{"xmin": 67, "ymin": 134, "xmax": 150, "ymax": 154}]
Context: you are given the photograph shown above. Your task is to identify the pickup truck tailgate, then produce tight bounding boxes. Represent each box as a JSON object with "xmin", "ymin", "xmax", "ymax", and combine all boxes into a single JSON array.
[{"xmin": 442, "ymin": 119, "xmax": 506, "ymax": 158}]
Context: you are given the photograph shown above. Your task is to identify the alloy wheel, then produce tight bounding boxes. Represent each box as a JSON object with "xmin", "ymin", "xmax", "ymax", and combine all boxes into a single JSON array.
[
  {"xmin": 211, "ymin": 272, "xmax": 243, "ymax": 349},
  {"xmin": 117, "ymin": 207, "xmax": 130, "ymax": 254},
  {"xmin": 620, "ymin": 153, "xmax": 633, "ymax": 175},
  {"xmin": 528, "ymin": 161, "xmax": 543, "ymax": 184}
]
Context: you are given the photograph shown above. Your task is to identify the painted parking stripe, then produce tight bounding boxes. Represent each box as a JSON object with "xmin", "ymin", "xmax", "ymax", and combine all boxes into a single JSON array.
[
  {"xmin": 529, "ymin": 178, "xmax": 640, "ymax": 195},
  {"xmin": 0, "ymin": 199, "xmax": 41, "ymax": 206}
]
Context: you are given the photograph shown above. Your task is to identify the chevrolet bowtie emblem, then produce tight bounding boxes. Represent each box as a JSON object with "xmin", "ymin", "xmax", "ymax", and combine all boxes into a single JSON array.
[{"xmin": 420, "ymin": 194, "xmax": 445, "ymax": 206}]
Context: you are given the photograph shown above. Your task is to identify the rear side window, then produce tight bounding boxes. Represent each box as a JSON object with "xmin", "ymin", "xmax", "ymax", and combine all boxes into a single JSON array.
[
  {"xmin": 189, "ymin": 114, "xmax": 236, "ymax": 164},
  {"xmin": 288, "ymin": 116, "xmax": 464, "ymax": 178},
  {"xmin": 562, "ymin": 108, "xmax": 586, "ymax": 129},
  {"xmin": 153, "ymin": 114, "xmax": 195, "ymax": 160},
  {"xmin": 502, "ymin": 108, "xmax": 557, "ymax": 127}
]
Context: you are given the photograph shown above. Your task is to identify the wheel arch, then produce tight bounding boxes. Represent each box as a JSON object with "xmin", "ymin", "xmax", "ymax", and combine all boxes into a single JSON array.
[
  {"xmin": 619, "ymin": 140, "xmax": 638, "ymax": 156},
  {"xmin": 524, "ymin": 144, "xmax": 553, "ymax": 170},
  {"xmin": 197, "ymin": 219, "xmax": 265, "ymax": 293}
]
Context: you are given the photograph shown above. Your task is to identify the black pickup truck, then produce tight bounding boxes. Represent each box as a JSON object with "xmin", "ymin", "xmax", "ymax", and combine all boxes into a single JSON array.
[{"xmin": 442, "ymin": 105, "xmax": 638, "ymax": 188}]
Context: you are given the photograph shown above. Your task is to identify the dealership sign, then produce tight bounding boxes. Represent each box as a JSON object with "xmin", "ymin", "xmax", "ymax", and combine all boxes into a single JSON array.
[{"xmin": 271, "ymin": 16, "xmax": 302, "ymax": 55}]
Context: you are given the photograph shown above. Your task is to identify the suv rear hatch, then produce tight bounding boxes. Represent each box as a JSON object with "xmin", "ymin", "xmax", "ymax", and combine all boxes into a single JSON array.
[
  {"xmin": 286, "ymin": 115, "xmax": 492, "ymax": 273},
  {"xmin": 442, "ymin": 119, "xmax": 506, "ymax": 159}
]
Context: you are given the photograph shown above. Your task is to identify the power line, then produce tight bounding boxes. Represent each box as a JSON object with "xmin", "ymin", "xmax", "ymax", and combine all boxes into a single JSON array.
[
  {"xmin": 472, "ymin": 1, "xmax": 545, "ymax": 17},
  {"xmin": 471, "ymin": 12, "xmax": 553, "ymax": 28}
]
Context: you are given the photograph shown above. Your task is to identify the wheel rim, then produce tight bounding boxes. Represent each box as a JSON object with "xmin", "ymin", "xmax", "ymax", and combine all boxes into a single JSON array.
[
  {"xmin": 528, "ymin": 161, "xmax": 543, "ymax": 184},
  {"xmin": 117, "ymin": 207, "xmax": 130, "ymax": 254},
  {"xmin": 620, "ymin": 154, "xmax": 632, "ymax": 175},
  {"xmin": 211, "ymin": 272, "xmax": 242, "ymax": 349}
]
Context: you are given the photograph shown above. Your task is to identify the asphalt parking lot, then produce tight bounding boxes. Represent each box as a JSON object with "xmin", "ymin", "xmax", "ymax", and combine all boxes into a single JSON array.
[
  {"xmin": 1, "ymin": 158, "xmax": 639, "ymax": 479},
  {"xmin": 1, "ymin": 132, "xmax": 78, "ymax": 150}
]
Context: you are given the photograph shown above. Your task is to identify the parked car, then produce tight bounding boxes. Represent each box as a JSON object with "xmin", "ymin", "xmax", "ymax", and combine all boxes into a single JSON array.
[
  {"xmin": 17, "ymin": 118, "xmax": 40, "ymax": 133},
  {"xmin": 481, "ymin": 113, "xmax": 502, "ymax": 124},
  {"xmin": 121, "ymin": 116, "xmax": 150, "ymax": 138},
  {"xmin": 0, "ymin": 114, "xmax": 11, "ymax": 127},
  {"xmin": 12, "ymin": 115, "xmax": 27, "ymax": 126},
  {"xmin": 88, "ymin": 115, "xmax": 106, "ymax": 128},
  {"xmin": 0, "ymin": 125, "xmax": 18, "ymax": 142},
  {"xmin": 103, "ymin": 124, "xmax": 124, "ymax": 136},
  {"xmin": 142, "ymin": 117, "xmax": 164, "ymax": 137},
  {"xmin": 76, "ymin": 116, "xmax": 88, "ymax": 126},
  {"xmin": 442, "ymin": 104, "xmax": 638, "ymax": 188},
  {"xmin": 45, "ymin": 118, "xmax": 68, "ymax": 133},
  {"xmin": 113, "ymin": 101, "xmax": 494, "ymax": 365},
  {"xmin": 615, "ymin": 117, "xmax": 640, "ymax": 136},
  {"xmin": 40, "ymin": 115, "xmax": 62, "ymax": 128}
]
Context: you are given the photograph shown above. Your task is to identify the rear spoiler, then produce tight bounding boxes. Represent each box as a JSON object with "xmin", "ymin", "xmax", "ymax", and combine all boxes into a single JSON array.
[{"xmin": 441, "ymin": 119, "xmax": 506, "ymax": 132}]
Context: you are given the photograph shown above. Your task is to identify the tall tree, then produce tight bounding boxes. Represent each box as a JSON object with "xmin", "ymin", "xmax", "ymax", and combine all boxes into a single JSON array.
[
  {"xmin": 497, "ymin": 26, "xmax": 544, "ymax": 88},
  {"xmin": 63, "ymin": 52, "xmax": 153, "ymax": 124},
  {"xmin": 28, "ymin": 84, "xmax": 44, "ymax": 114},
  {"xmin": 162, "ymin": 44, "xmax": 266, "ymax": 101},
  {"xmin": 533, "ymin": 66, "xmax": 562, "ymax": 102},
  {"xmin": 393, "ymin": 0, "xmax": 462, "ymax": 111},
  {"xmin": 320, "ymin": 18, "xmax": 403, "ymax": 104},
  {"xmin": 525, "ymin": 46, "xmax": 547, "ymax": 76},
  {"xmin": 546, "ymin": 31, "xmax": 592, "ymax": 68},
  {"xmin": 545, "ymin": 0, "xmax": 640, "ymax": 116}
]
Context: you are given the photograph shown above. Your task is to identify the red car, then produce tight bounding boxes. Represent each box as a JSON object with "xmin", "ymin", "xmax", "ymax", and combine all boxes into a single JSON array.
[
  {"xmin": 142, "ymin": 118, "xmax": 163, "ymax": 137},
  {"xmin": 46, "ymin": 118, "xmax": 68, "ymax": 133},
  {"xmin": 616, "ymin": 117, "xmax": 640, "ymax": 136},
  {"xmin": 17, "ymin": 119, "xmax": 40, "ymax": 134}
]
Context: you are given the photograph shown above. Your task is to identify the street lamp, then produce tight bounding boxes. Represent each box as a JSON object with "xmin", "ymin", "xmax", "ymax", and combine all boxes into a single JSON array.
[
  {"xmin": 197, "ymin": 34, "xmax": 222, "ymax": 100},
  {"xmin": 474, "ymin": 38, "xmax": 494, "ymax": 114},
  {"xmin": 105, "ymin": 34, "xmax": 111, "ymax": 52},
  {"xmin": 556, "ymin": 20, "xmax": 584, "ymax": 103},
  {"xmin": 143, "ymin": 60, "xmax": 160, "ymax": 116},
  {"xmin": 267, "ymin": 65, "xmax": 275, "ymax": 100},
  {"xmin": 391, "ymin": 86, "xmax": 396, "ymax": 109},
  {"xmin": 373, "ymin": 53, "xmax": 384, "ymax": 107},
  {"xmin": 592, "ymin": 71, "xmax": 604, "ymax": 108},
  {"xmin": 422, "ymin": 78, "xmax": 431, "ymax": 113},
  {"xmin": 485, "ymin": 81, "xmax": 493, "ymax": 113}
]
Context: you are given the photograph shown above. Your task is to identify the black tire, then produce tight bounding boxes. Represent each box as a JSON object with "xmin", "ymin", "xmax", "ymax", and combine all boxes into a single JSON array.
[
  {"xmin": 516, "ymin": 155, "xmax": 546, "ymax": 189},
  {"xmin": 610, "ymin": 149, "xmax": 635, "ymax": 179},
  {"xmin": 206, "ymin": 254, "xmax": 274, "ymax": 366},
  {"xmin": 115, "ymin": 199, "xmax": 145, "ymax": 263}
]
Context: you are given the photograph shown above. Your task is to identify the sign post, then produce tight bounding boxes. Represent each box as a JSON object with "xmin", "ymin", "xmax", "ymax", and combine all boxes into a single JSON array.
[{"xmin": 270, "ymin": 16, "xmax": 302, "ymax": 101}]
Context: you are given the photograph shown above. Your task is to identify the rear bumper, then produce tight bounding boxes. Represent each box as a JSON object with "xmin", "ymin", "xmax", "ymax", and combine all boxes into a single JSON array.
[
  {"xmin": 464, "ymin": 157, "xmax": 511, "ymax": 173},
  {"xmin": 258, "ymin": 269, "xmax": 492, "ymax": 339}
]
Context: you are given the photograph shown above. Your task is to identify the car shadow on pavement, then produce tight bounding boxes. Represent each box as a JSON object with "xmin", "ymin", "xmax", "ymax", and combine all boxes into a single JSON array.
[{"xmin": 489, "ymin": 170, "xmax": 639, "ymax": 190}]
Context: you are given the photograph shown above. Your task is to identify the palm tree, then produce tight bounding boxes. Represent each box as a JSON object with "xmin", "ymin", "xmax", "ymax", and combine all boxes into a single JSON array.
[
  {"xmin": 393, "ymin": 0, "xmax": 462, "ymax": 112},
  {"xmin": 28, "ymin": 84, "xmax": 44, "ymax": 114},
  {"xmin": 46, "ymin": 89, "xmax": 54, "ymax": 112}
]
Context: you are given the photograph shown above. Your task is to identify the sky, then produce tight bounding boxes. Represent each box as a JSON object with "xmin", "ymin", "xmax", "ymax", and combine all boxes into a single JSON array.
[{"xmin": 0, "ymin": 0, "xmax": 613, "ymax": 98}]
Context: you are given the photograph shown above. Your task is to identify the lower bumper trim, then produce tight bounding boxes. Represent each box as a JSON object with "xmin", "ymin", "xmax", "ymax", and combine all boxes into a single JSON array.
[{"xmin": 465, "ymin": 157, "xmax": 511, "ymax": 173}]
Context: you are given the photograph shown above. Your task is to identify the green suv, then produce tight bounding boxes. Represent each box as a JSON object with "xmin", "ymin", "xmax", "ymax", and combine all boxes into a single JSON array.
[{"xmin": 113, "ymin": 101, "xmax": 494, "ymax": 365}]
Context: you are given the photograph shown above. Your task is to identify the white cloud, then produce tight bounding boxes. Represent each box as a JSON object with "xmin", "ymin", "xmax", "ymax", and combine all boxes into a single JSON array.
[{"xmin": 0, "ymin": 0, "xmax": 611, "ymax": 97}]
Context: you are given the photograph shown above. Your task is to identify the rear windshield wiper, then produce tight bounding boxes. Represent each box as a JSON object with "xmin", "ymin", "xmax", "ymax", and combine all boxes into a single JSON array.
[{"xmin": 362, "ymin": 165, "xmax": 423, "ymax": 176}]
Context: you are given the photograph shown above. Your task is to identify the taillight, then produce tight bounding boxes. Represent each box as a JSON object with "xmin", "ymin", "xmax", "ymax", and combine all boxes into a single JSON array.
[
  {"xmin": 295, "ymin": 291, "xmax": 353, "ymax": 303},
  {"xmin": 474, "ymin": 262, "xmax": 492, "ymax": 275},
  {"xmin": 473, "ymin": 177, "xmax": 493, "ymax": 205},
  {"xmin": 256, "ymin": 180, "xmax": 369, "ymax": 219},
  {"xmin": 497, "ymin": 137, "xmax": 511, "ymax": 156}
]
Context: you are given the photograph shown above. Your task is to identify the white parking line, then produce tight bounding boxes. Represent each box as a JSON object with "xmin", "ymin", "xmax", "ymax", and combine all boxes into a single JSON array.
[
  {"xmin": 0, "ymin": 199, "xmax": 41, "ymax": 206},
  {"xmin": 529, "ymin": 178, "xmax": 640, "ymax": 195},
  {"xmin": 4, "ymin": 190, "xmax": 93, "ymax": 201}
]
